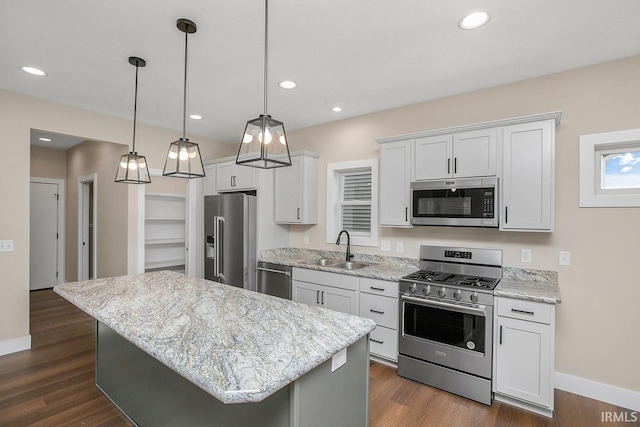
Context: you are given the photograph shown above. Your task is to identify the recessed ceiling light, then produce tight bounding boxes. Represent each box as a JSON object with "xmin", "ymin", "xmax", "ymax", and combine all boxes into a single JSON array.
[
  {"xmin": 459, "ymin": 11, "xmax": 490, "ymax": 30},
  {"xmin": 20, "ymin": 66, "xmax": 47, "ymax": 76},
  {"xmin": 278, "ymin": 80, "xmax": 297, "ymax": 89},
  {"xmin": 332, "ymin": 106, "xmax": 342, "ymax": 112},
  {"xmin": 189, "ymin": 114, "xmax": 203, "ymax": 120},
  {"xmin": 38, "ymin": 137, "xmax": 52, "ymax": 142}
]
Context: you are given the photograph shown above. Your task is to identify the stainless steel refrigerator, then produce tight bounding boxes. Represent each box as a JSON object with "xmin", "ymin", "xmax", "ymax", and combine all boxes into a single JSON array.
[{"xmin": 204, "ymin": 193, "xmax": 257, "ymax": 291}]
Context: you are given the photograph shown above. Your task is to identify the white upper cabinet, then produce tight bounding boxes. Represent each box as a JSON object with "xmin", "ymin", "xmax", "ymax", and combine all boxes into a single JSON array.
[
  {"xmin": 414, "ymin": 129, "xmax": 497, "ymax": 180},
  {"xmin": 379, "ymin": 140, "xmax": 411, "ymax": 226},
  {"xmin": 215, "ymin": 160, "xmax": 256, "ymax": 192},
  {"xmin": 274, "ymin": 151, "xmax": 319, "ymax": 224},
  {"xmin": 500, "ymin": 119, "xmax": 555, "ymax": 232}
]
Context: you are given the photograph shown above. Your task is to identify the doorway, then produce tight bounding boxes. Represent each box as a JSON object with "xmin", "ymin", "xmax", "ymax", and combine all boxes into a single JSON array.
[
  {"xmin": 29, "ymin": 178, "xmax": 65, "ymax": 289},
  {"xmin": 78, "ymin": 174, "xmax": 97, "ymax": 280}
]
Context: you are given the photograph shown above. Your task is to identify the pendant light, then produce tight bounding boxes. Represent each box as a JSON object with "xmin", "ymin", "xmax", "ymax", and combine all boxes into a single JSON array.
[
  {"xmin": 162, "ymin": 18, "xmax": 205, "ymax": 179},
  {"xmin": 236, "ymin": 0, "xmax": 292, "ymax": 169},
  {"xmin": 115, "ymin": 57, "xmax": 151, "ymax": 184}
]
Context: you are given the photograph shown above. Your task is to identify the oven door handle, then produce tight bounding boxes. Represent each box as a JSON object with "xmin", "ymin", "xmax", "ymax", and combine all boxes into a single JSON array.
[{"xmin": 400, "ymin": 295, "xmax": 488, "ymax": 317}]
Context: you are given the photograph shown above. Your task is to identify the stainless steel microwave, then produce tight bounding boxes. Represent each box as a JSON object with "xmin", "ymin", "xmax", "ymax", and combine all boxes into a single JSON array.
[{"xmin": 410, "ymin": 177, "xmax": 498, "ymax": 227}]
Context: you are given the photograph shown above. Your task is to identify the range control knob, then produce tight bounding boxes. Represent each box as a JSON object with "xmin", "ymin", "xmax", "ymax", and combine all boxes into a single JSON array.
[
  {"xmin": 453, "ymin": 290, "xmax": 461, "ymax": 301},
  {"xmin": 423, "ymin": 285, "xmax": 431, "ymax": 296},
  {"xmin": 438, "ymin": 287, "xmax": 446, "ymax": 298},
  {"xmin": 409, "ymin": 283, "xmax": 417, "ymax": 293},
  {"xmin": 470, "ymin": 292, "xmax": 479, "ymax": 303}
]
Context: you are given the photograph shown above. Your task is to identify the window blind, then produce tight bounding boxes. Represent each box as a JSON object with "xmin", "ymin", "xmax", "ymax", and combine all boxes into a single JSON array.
[{"xmin": 341, "ymin": 170, "xmax": 372, "ymax": 233}]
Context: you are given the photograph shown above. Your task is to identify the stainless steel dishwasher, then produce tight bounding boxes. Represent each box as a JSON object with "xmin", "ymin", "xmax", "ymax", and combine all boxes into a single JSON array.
[{"xmin": 256, "ymin": 262, "xmax": 292, "ymax": 300}]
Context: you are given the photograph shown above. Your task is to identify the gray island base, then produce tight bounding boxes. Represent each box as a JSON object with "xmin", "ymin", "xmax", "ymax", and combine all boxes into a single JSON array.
[
  {"xmin": 97, "ymin": 322, "xmax": 369, "ymax": 427},
  {"xmin": 54, "ymin": 271, "xmax": 375, "ymax": 427}
]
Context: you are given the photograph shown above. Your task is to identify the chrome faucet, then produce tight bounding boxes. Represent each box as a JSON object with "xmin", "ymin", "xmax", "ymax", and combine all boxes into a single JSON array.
[{"xmin": 336, "ymin": 230, "xmax": 354, "ymax": 262}]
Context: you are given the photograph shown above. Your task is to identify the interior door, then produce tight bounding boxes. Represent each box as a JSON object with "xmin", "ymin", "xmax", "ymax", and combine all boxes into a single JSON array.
[{"xmin": 30, "ymin": 182, "xmax": 59, "ymax": 290}]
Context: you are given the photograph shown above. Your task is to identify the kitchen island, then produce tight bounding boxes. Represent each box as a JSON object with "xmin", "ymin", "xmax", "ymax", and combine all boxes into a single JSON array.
[{"xmin": 54, "ymin": 271, "xmax": 376, "ymax": 427}]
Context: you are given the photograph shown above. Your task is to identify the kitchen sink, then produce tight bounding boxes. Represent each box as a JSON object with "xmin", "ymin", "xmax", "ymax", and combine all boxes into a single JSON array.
[
  {"xmin": 304, "ymin": 258, "xmax": 341, "ymax": 267},
  {"xmin": 331, "ymin": 261, "xmax": 369, "ymax": 270}
]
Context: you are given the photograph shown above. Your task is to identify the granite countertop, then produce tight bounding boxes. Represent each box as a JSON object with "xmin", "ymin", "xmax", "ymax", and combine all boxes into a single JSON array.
[
  {"xmin": 259, "ymin": 248, "xmax": 419, "ymax": 282},
  {"xmin": 54, "ymin": 271, "xmax": 375, "ymax": 404},
  {"xmin": 494, "ymin": 267, "xmax": 562, "ymax": 304}
]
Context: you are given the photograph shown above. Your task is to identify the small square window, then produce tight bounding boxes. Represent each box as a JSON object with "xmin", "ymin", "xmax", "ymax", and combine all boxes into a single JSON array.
[{"xmin": 601, "ymin": 151, "xmax": 640, "ymax": 190}]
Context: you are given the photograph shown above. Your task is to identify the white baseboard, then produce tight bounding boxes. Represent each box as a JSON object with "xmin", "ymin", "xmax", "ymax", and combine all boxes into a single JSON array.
[
  {"xmin": 0, "ymin": 335, "xmax": 31, "ymax": 356},
  {"xmin": 555, "ymin": 371, "xmax": 640, "ymax": 412}
]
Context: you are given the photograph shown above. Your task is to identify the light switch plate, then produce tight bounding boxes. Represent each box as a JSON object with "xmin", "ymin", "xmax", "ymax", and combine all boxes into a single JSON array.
[
  {"xmin": 396, "ymin": 242, "xmax": 404, "ymax": 253},
  {"xmin": 0, "ymin": 240, "xmax": 14, "ymax": 252},
  {"xmin": 559, "ymin": 251, "xmax": 571, "ymax": 266},
  {"xmin": 521, "ymin": 249, "xmax": 532, "ymax": 263},
  {"xmin": 303, "ymin": 235, "xmax": 309, "ymax": 245},
  {"xmin": 331, "ymin": 348, "xmax": 347, "ymax": 372},
  {"xmin": 381, "ymin": 241, "xmax": 391, "ymax": 252}
]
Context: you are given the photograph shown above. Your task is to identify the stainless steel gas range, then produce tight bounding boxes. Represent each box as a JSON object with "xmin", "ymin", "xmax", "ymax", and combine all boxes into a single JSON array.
[{"xmin": 398, "ymin": 245, "xmax": 502, "ymax": 405}]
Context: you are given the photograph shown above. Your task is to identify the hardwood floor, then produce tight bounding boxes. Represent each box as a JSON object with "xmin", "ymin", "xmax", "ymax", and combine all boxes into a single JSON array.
[{"xmin": 0, "ymin": 289, "xmax": 634, "ymax": 426}]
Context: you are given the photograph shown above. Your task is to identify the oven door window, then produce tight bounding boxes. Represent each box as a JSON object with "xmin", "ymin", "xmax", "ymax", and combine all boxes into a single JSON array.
[
  {"xmin": 412, "ymin": 187, "xmax": 494, "ymax": 219},
  {"xmin": 403, "ymin": 301, "xmax": 486, "ymax": 354}
]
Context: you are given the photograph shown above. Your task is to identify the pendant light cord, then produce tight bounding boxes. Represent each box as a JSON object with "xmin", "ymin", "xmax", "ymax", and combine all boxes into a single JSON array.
[
  {"xmin": 132, "ymin": 63, "xmax": 139, "ymax": 153},
  {"xmin": 263, "ymin": 0, "xmax": 269, "ymax": 115},
  {"xmin": 182, "ymin": 29, "xmax": 189, "ymax": 139}
]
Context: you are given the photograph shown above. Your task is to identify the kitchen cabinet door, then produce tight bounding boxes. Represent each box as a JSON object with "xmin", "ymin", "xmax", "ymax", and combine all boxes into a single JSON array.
[
  {"xmin": 293, "ymin": 281, "xmax": 322, "ymax": 307},
  {"xmin": 379, "ymin": 140, "xmax": 411, "ymax": 226},
  {"xmin": 215, "ymin": 161, "xmax": 256, "ymax": 192},
  {"xmin": 322, "ymin": 286, "xmax": 357, "ymax": 315},
  {"xmin": 500, "ymin": 120, "xmax": 554, "ymax": 231},
  {"xmin": 274, "ymin": 152, "xmax": 318, "ymax": 224},
  {"xmin": 413, "ymin": 135, "xmax": 452, "ymax": 180},
  {"xmin": 495, "ymin": 316, "xmax": 552, "ymax": 408},
  {"xmin": 453, "ymin": 128, "xmax": 497, "ymax": 178}
]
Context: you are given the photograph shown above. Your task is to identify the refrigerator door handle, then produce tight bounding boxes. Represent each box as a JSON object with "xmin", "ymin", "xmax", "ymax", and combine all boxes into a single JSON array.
[{"xmin": 213, "ymin": 216, "xmax": 225, "ymax": 279}]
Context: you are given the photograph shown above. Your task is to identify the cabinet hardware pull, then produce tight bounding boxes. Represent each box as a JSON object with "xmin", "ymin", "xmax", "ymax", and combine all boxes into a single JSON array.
[
  {"xmin": 370, "ymin": 338, "xmax": 384, "ymax": 344},
  {"xmin": 370, "ymin": 286, "xmax": 385, "ymax": 291},
  {"xmin": 511, "ymin": 308, "xmax": 535, "ymax": 315},
  {"xmin": 316, "ymin": 290, "xmax": 320, "ymax": 304},
  {"xmin": 447, "ymin": 158, "xmax": 451, "ymax": 174},
  {"xmin": 321, "ymin": 291, "xmax": 325, "ymax": 305},
  {"xmin": 370, "ymin": 309, "xmax": 384, "ymax": 315},
  {"xmin": 499, "ymin": 325, "xmax": 503, "ymax": 345},
  {"xmin": 505, "ymin": 206, "xmax": 508, "ymax": 223},
  {"xmin": 297, "ymin": 208, "xmax": 300, "ymax": 220},
  {"xmin": 454, "ymin": 157, "xmax": 457, "ymax": 174},
  {"xmin": 405, "ymin": 207, "xmax": 408, "ymax": 222}
]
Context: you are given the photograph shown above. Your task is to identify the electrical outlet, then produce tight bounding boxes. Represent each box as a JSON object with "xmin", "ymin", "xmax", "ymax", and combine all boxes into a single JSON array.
[
  {"xmin": 0, "ymin": 240, "xmax": 14, "ymax": 252},
  {"xmin": 559, "ymin": 251, "xmax": 571, "ymax": 266},
  {"xmin": 303, "ymin": 235, "xmax": 309, "ymax": 245},
  {"xmin": 331, "ymin": 348, "xmax": 347, "ymax": 372},
  {"xmin": 381, "ymin": 241, "xmax": 391, "ymax": 252},
  {"xmin": 396, "ymin": 242, "xmax": 404, "ymax": 253},
  {"xmin": 521, "ymin": 249, "xmax": 532, "ymax": 263}
]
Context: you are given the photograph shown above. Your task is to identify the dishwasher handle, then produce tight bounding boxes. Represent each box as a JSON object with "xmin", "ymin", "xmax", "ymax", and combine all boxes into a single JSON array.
[{"xmin": 256, "ymin": 266, "xmax": 291, "ymax": 276}]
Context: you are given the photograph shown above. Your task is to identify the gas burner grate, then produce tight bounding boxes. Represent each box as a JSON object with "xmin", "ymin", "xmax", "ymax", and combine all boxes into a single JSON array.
[{"xmin": 403, "ymin": 271, "xmax": 500, "ymax": 290}]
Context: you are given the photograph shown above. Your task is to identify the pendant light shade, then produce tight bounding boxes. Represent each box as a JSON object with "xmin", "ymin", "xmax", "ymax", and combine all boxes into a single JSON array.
[
  {"xmin": 236, "ymin": 0, "xmax": 292, "ymax": 169},
  {"xmin": 163, "ymin": 18, "xmax": 205, "ymax": 179},
  {"xmin": 115, "ymin": 57, "xmax": 151, "ymax": 184}
]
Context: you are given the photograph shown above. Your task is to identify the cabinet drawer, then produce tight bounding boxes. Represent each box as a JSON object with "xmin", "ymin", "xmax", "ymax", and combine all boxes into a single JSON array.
[
  {"xmin": 359, "ymin": 278, "xmax": 398, "ymax": 298},
  {"xmin": 496, "ymin": 297, "xmax": 552, "ymax": 325},
  {"xmin": 359, "ymin": 293, "xmax": 398, "ymax": 329},
  {"xmin": 292, "ymin": 268, "xmax": 358, "ymax": 291},
  {"xmin": 369, "ymin": 326, "xmax": 398, "ymax": 362}
]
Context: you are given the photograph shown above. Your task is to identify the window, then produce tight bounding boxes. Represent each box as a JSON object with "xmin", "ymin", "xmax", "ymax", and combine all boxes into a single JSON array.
[
  {"xmin": 327, "ymin": 159, "xmax": 378, "ymax": 247},
  {"xmin": 580, "ymin": 129, "xmax": 640, "ymax": 207}
]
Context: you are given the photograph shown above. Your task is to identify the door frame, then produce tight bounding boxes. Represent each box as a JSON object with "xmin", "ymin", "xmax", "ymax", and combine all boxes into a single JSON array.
[
  {"xmin": 134, "ymin": 168, "xmax": 198, "ymax": 276},
  {"xmin": 77, "ymin": 173, "xmax": 98, "ymax": 280},
  {"xmin": 30, "ymin": 177, "xmax": 65, "ymax": 284}
]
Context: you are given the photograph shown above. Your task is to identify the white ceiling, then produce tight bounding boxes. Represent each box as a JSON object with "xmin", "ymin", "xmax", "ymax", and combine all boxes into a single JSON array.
[{"xmin": 3, "ymin": 0, "xmax": 640, "ymax": 147}]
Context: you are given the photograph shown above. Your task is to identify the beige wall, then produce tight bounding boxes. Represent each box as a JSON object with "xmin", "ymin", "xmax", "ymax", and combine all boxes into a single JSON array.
[
  {"xmin": 285, "ymin": 56, "xmax": 640, "ymax": 393},
  {"xmin": 65, "ymin": 140, "xmax": 129, "ymax": 281},
  {"xmin": 30, "ymin": 145, "xmax": 67, "ymax": 179},
  {"xmin": 0, "ymin": 88, "xmax": 235, "ymax": 346}
]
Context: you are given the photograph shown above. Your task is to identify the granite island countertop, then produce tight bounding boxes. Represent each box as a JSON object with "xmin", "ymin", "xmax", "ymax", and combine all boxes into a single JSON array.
[
  {"xmin": 54, "ymin": 271, "xmax": 376, "ymax": 404},
  {"xmin": 259, "ymin": 248, "xmax": 419, "ymax": 282},
  {"xmin": 494, "ymin": 267, "xmax": 562, "ymax": 304}
]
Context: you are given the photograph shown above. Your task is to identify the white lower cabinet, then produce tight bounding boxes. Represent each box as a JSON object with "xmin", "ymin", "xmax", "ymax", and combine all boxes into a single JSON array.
[
  {"xmin": 493, "ymin": 297, "xmax": 555, "ymax": 417},
  {"xmin": 293, "ymin": 269, "xmax": 358, "ymax": 315}
]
